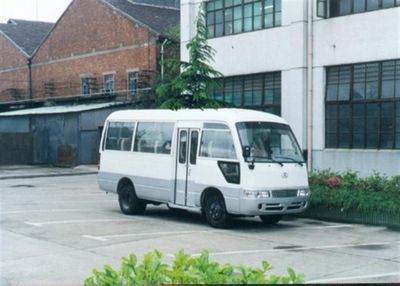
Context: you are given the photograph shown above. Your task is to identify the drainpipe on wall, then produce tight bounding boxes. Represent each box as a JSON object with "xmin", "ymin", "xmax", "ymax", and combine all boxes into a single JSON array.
[
  {"xmin": 160, "ymin": 38, "xmax": 168, "ymax": 81},
  {"xmin": 306, "ymin": 0, "xmax": 314, "ymax": 173},
  {"xmin": 27, "ymin": 57, "xmax": 33, "ymax": 100}
]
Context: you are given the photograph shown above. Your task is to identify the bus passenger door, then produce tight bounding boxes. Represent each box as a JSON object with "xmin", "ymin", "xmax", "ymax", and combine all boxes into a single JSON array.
[{"xmin": 174, "ymin": 128, "xmax": 199, "ymax": 206}]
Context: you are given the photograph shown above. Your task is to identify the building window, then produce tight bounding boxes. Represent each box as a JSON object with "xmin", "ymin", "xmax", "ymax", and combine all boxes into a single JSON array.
[
  {"xmin": 103, "ymin": 74, "xmax": 115, "ymax": 95},
  {"xmin": 128, "ymin": 72, "xmax": 138, "ymax": 98},
  {"xmin": 206, "ymin": 0, "xmax": 281, "ymax": 38},
  {"xmin": 81, "ymin": 78, "xmax": 91, "ymax": 97},
  {"xmin": 325, "ymin": 60, "xmax": 400, "ymax": 149},
  {"xmin": 212, "ymin": 72, "xmax": 281, "ymax": 115},
  {"xmin": 317, "ymin": 0, "xmax": 399, "ymax": 18}
]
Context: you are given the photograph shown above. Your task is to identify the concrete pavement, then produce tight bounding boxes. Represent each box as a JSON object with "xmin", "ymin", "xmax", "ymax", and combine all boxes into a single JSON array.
[
  {"xmin": 0, "ymin": 165, "xmax": 98, "ymax": 180},
  {"xmin": 1, "ymin": 174, "xmax": 399, "ymax": 284}
]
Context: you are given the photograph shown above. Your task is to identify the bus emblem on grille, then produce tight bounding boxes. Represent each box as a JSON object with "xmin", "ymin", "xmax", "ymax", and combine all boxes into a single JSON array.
[{"xmin": 282, "ymin": 172, "xmax": 288, "ymax": 179}]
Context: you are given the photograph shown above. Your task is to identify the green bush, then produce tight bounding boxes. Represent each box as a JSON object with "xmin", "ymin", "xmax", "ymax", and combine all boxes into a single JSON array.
[
  {"xmin": 308, "ymin": 171, "xmax": 400, "ymax": 213},
  {"xmin": 84, "ymin": 250, "xmax": 304, "ymax": 285},
  {"xmin": 309, "ymin": 170, "xmax": 400, "ymax": 193}
]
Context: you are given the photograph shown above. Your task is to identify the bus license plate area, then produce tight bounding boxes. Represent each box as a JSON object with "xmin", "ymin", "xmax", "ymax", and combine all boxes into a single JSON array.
[{"xmin": 257, "ymin": 201, "xmax": 306, "ymax": 212}]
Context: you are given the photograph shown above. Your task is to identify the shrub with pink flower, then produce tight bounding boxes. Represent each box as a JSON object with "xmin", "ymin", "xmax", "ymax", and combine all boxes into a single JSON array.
[{"xmin": 326, "ymin": 176, "xmax": 342, "ymax": 188}]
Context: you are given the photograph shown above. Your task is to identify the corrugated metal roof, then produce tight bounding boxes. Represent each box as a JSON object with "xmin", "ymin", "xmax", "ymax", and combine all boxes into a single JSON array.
[{"xmin": 0, "ymin": 102, "xmax": 126, "ymax": 117}]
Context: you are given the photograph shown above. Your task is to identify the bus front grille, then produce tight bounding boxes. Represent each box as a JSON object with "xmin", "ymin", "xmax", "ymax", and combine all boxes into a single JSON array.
[{"xmin": 271, "ymin": 189, "xmax": 298, "ymax": 198}]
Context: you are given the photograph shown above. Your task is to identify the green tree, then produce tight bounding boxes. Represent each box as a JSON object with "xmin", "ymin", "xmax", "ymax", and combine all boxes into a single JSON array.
[
  {"xmin": 156, "ymin": 7, "xmax": 222, "ymax": 109},
  {"xmin": 161, "ymin": 24, "xmax": 181, "ymax": 81}
]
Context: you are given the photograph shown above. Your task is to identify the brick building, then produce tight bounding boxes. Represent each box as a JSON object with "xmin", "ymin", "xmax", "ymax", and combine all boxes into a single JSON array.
[
  {"xmin": 0, "ymin": 0, "xmax": 179, "ymax": 165},
  {"xmin": 0, "ymin": 19, "xmax": 53, "ymax": 103},
  {"xmin": 0, "ymin": 0, "xmax": 179, "ymax": 107}
]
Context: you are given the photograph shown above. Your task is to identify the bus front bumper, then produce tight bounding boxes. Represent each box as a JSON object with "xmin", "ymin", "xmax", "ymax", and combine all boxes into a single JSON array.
[{"xmin": 239, "ymin": 196, "xmax": 309, "ymax": 216}]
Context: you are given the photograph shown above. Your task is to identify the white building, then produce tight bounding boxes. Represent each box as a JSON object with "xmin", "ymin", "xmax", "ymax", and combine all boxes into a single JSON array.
[{"xmin": 181, "ymin": 0, "xmax": 400, "ymax": 177}]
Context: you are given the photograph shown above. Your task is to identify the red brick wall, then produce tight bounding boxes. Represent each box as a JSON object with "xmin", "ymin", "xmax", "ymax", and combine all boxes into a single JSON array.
[
  {"xmin": 0, "ymin": 35, "xmax": 26, "ymax": 68},
  {"xmin": 0, "ymin": 35, "xmax": 29, "ymax": 102},
  {"xmin": 32, "ymin": 46, "xmax": 157, "ymax": 98},
  {"xmin": 0, "ymin": 69, "xmax": 29, "ymax": 101},
  {"xmin": 31, "ymin": 0, "xmax": 159, "ymax": 100}
]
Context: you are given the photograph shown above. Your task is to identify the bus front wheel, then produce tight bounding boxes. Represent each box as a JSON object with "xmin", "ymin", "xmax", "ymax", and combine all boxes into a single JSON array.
[
  {"xmin": 204, "ymin": 195, "xmax": 231, "ymax": 228},
  {"xmin": 118, "ymin": 184, "xmax": 146, "ymax": 215},
  {"xmin": 259, "ymin": 215, "xmax": 282, "ymax": 225}
]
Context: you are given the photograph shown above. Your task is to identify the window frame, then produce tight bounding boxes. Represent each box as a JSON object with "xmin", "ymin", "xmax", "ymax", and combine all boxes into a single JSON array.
[
  {"xmin": 325, "ymin": 59, "xmax": 400, "ymax": 150},
  {"xmin": 127, "ymin": 71, "xmax": 139, "ymax": 98},
  {"xmin": 212, "ymin": 71, "xmax": 281, "ymax": 116},
  {"xmin": 103, "ymin": 73, "xmax": 115, "ymax": 95},
  {"xmin": 81, "ymin": 77, "xmax": 91, "ymax": 97},
  {"xmin": 206, "ymin": 0, "xmax": 282, "ymax": 39},
  {"xmin": 318, "ymin": 0, "xmax": 400, "ymax": 18}
]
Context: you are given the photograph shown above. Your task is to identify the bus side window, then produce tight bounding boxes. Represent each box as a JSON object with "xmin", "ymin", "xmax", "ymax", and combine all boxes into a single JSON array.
[
  {"xmin": 200, "ymin": 129, "xmax": 236, "ymax": 159},
  {"xmin": 134, "ymin": 122, "xmax": 174, "ymax": 154},
  {"xmin": 105, "ymin": 122, "xmax": 135, "ymax": 151},
  {"xmin": 190, "ymin": 130, "xmax": 199, "ymax": 164},
  {"xmin": 179, "ymin": 130, "xmax": 187, "ymax": 164}
]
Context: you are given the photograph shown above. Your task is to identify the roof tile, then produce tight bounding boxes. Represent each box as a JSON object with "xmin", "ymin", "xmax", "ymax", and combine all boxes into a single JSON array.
[
  {"xmin": 103, "ymin": 0, "xmax": 179, "ymax": 35},
  {"xmin": 0, "ymin": 19, "xmax": 54, "ymax": 56}
]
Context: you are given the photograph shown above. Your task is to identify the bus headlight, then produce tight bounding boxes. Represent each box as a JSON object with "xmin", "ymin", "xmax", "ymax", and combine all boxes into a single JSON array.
[
  {"xmin": 243, "ymin": 190, "xmax": 271, "ymax": 198},
  {"xmin": 297, "ymin": 188, "xmax": 310, "ymax": 197}
]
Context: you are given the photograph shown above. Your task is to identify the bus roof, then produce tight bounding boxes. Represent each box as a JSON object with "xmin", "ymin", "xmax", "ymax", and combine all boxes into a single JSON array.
[{"xmin": 106, "ymin": 108, "xmax": 287, "ymax": 125}]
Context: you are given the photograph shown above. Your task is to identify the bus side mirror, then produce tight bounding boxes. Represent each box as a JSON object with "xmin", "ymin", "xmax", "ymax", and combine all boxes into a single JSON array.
[
  {"xmin": 242, "ymin": 146, "xmax": 251, "ymax": 161},
  {"xmin": 243, "ymin": 146, "xmax": 255, "ymax": 170}
]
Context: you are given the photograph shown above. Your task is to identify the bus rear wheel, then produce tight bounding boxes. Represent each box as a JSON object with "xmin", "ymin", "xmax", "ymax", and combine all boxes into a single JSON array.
[
  {"xmin": 259, "ymin": 215, "xmax": 282, "ymax": 225},
  {"xmin": 204, "ymin": 195, "xmax": 231, "ymax": 228},
  {"xmin": 118, "ymin": 184, "xmax": 146, "ymax": 215}
]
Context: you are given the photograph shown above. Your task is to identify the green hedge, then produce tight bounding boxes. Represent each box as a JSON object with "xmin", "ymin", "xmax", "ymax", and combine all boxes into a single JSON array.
[
  {"xmin": 307, "ymin": 171, "xmax": 400, "ymax": 219},
  {"xmin": 84, "ymin": 250, "xmax": 304, "ymax": 285}
]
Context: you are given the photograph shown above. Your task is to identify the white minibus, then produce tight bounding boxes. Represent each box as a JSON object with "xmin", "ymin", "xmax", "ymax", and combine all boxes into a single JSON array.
[{"xmin": 98, "ymin": 108, "xmax": 310, "ymax": 228}]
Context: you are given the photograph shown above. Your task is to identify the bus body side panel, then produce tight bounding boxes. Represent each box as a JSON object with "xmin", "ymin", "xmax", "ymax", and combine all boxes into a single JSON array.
[
  {"xmin": 128, "ymin": 153, "xmax": 174, "ymax": 201},
  {"xmin": 97, "ymin": 171, "xmax": 118, "ymax": 193},
  {"xmin": 98, "ymin": 150, "xmax": 174, "ymax": 202},
  {"xmin": 187, "ymin": 158, "xmax": 241, "ymax": 214}
]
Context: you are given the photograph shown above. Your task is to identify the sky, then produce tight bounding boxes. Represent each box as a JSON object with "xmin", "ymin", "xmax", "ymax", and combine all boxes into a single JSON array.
[{"xmin": 0, "ymin": 0, "xmax": 73, "ymax": 24}]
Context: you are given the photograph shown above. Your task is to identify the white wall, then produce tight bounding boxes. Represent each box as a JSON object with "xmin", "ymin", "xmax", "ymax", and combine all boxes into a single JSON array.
[
  {"xmin": 313, "ymin": 8, "xmax": 400, "ymax": 67},
  {"xmin": 181, "ymin": 0, "xmax": 400, "ymax": 176},
  {"xmin": 181, "ymin": 0, "xmax": 308, "ymax": 148},
  {"xmin": 180, "ymin": 0, "xmax": 200, "ymax": 49},
  {"xmin": 181, "ymin": 0, "xmax": 307, "ymax": 74},
  {"xmin": 313, "ymin": 150, "xmax": 400, "ymax": 177},
  {"xmin": 312, "ymin": 7, "xmax": 400, "ymax": 176},
  {"xmin": 281, "ymin": 68, "xmax": 307, "ymax": 148}
]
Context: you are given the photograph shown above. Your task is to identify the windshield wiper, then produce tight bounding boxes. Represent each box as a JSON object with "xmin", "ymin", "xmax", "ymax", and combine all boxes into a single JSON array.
[
  {"xmin": 249, "ymin": 156, "xmax": 284, "ymax": 167},
  {"xmin": 274, "ymin": 156, "xmax": 304, "ymax": 166}
]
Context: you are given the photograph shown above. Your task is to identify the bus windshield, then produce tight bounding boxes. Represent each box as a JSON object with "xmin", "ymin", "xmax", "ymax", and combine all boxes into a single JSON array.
[{"xmin": 236, "ymin": 122, "xmax": 304, "ymax": 163}]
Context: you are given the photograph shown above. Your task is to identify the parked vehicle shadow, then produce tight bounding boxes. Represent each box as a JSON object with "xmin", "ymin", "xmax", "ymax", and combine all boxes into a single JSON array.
[{"xmin": 131, "ymin": 205, "xmax": 303, "ymax": 231}]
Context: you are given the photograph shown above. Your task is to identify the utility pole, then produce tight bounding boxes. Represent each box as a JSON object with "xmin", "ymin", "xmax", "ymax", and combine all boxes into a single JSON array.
[
  {"xmin": 306, "ymin": 0, "xmax": 314, "ymax": 173},
  {"xmin": 160, "ymin": 38, "xmax": 168, "ymax": 81}
]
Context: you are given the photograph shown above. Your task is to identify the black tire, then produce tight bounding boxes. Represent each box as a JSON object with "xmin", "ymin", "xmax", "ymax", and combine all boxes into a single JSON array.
[
  {"xmin": 118, "ymin": 184, "xmax": 146, "ymax": 215},
  {"xmin": 204, "ymin": 194, "xmax": 231, "ymax": 228},
  {"xmin": 259, "ymin": 215, "xmax": 282, "ymax": 225}
]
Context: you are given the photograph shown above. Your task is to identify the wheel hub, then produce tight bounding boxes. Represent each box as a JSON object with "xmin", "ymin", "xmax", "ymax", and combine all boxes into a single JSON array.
[{"xmin": 210, "ymin": 202, "xmax": 223, "ymax": 220}]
